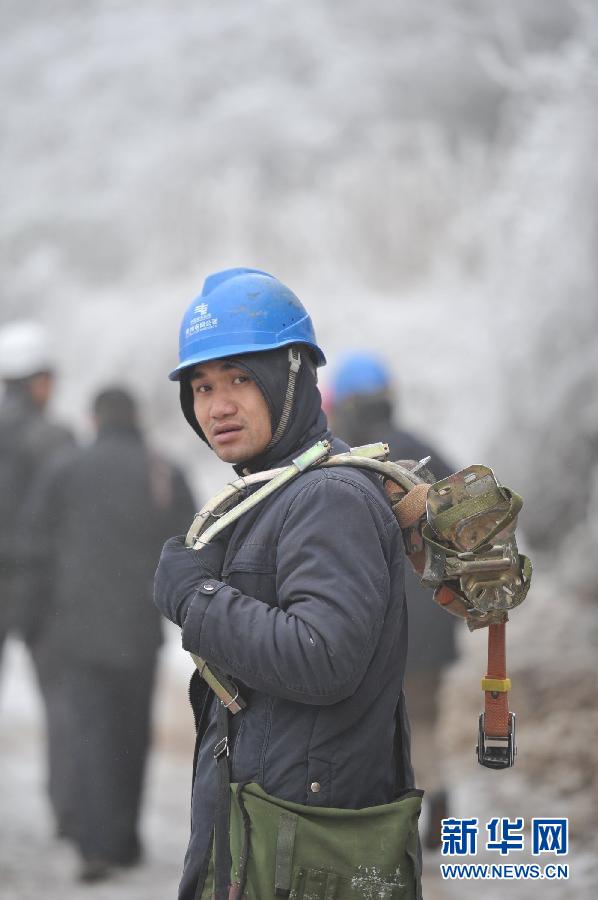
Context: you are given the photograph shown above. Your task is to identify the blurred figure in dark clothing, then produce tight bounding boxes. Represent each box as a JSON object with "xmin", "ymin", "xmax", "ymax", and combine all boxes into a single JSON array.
[
  {"xmin": 19, "ymin": 386, "xmax": 196, "ymax": 882},
  {"xmin": 0, "ymin": 320, "xmax": 75, "ymax": 658},
  {"xmin": 0, "ymin": 321, "xmax": 76, "ymax": 872},
  {"xmin": 328, "ymin": 352, "xmax": 452, "ymax": 475},
  {"xmin": 329, "ymin": 351, "xmax": 456, "ymax": 849}
]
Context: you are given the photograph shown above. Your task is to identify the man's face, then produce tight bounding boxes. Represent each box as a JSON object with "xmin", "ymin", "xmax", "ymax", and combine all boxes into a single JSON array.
[
  {"xmin": 190, "ymin": 360, "xmax": 272, "ymax": 464},
  {"xmin": 28, "ymin": 372, "xmax": 53, "ymax": 409}
]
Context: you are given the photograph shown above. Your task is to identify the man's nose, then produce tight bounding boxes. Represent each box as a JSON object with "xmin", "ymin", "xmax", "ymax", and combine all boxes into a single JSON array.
[{"xmin": 210, "ymin": 390, "xmax": 237, "ymax": 418}]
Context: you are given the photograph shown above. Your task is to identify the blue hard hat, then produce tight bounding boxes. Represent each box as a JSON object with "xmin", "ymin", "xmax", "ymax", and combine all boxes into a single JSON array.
[
  {"xmin": 169, "ymin": 267, "xmax": 326, "ymax": 380},
  {"xmin": 330, "ymin": 351, "xmax": 391, "ymax": 402}
]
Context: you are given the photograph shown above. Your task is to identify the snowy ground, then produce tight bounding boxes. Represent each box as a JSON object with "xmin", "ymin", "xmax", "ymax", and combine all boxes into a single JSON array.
[
  {"xmin": 0, "ymin": 735, "xmax": 187, "ymax": 900},
  {"xmin": 0, "ymin": 638, "xmax": 191, "ymax": 900},
  {"xmin": 1, "ymin": 637, "xmax": 594, "ymax": 900}
]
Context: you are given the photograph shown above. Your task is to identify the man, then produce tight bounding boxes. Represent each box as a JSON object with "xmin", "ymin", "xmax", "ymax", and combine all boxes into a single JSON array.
[
  {"xmin": 20, "ymin": 387, "xmax": 196, "ymax": 882},
  {"xmin": 0, "ymin": 320, "xmax": 74, "ymax": 661},
  {"xmin": 0, "ymin": 320, "xmax": 75, "ymax": 839},
  {"xmin": 328, "ymin": 351, "xmax": 453, "ymax": 478},
  {"xmin": 154, "ymin": 268, "xmax": 420, "ymax": 900},
  {"xmin": 329, "ymin": 350, "xmax": 457, "ymax": 848}
]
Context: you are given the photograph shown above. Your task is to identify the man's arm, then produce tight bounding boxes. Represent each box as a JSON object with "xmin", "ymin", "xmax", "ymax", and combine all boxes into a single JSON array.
[
  {"xmin": 14, "ymin": 452, "xmax": 72, "ymax": 640},
  {"xmin": 178, "ymin": 473, "xmax": 396, "ymax": 705}
]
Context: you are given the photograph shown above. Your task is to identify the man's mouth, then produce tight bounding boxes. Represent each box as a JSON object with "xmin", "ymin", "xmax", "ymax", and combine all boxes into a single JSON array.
[{"xmin": 211, "ymin": 424, "xmax": 243, "ymax": 444}]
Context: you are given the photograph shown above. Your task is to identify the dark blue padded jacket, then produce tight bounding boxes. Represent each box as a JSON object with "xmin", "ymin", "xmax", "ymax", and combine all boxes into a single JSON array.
[{"xmin": 177, "ymin": 422, "xmax": 413, "ymax": 900}]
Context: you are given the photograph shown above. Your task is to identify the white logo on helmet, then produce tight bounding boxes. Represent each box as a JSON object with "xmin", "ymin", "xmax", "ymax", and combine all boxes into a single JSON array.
[{"xmin": 186, "ymin": 303, "xmax": 219, "ymax": 338}]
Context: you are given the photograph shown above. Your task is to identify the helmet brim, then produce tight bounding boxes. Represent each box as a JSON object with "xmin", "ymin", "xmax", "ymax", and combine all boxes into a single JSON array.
[{"xmin": 169, "ymin": 337, "xmax": 326, "ymax": 380}]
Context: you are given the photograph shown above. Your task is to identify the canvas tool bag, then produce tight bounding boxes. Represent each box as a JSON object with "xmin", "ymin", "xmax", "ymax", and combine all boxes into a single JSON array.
[{"xmin": 198, "ymin": 782, "xmax": 423, "ymax": 900}]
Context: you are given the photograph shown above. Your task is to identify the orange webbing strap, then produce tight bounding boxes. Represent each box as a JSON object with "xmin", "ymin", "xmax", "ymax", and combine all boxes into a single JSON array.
[
  {"xmin": 483, "ymin": 623, "xmax": 510, "ymax": 738},
  {"xmin": 389, "ymin": 482, "xmax": 430, "ymax": 576},
  {"xmin": 393, "ymin": 482, "xmax": 430, "ymax": 529}
]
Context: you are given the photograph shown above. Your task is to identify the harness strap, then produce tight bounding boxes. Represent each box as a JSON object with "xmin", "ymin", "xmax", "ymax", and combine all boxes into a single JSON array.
[
  {"xmin": 484, "ymin": 623, "xmax": 510, "ymax": 737},
  {"xmin": 386, "ymin": 480, "xmax": 430, "ymax": 576},
  {"xmin": 193, "ymin": 831, "xmax": 214, "ymax": 900},
  {"xmin": 274, "ymin": 812, "xmax": 298, "ymax": 897},
  {"xmin": 476, "ymin": 622, "xmax": 516, "ymax": 769},
  {"xmin": 235, "ymin": 782, "xmax": 252, "ymax": 896},
  {"xmin": 394, "ymin": 482, "xmax": 429, "ymax": 529},
  {"xmin": 214, "ymin": 702, "xmax": 232, "ymax": 900}
]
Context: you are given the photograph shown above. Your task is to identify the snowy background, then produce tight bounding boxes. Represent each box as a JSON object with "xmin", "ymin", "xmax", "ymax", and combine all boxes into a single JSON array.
[{"xmin": 1, "ymin": 0, "xmax": 598, "ymax": 897}]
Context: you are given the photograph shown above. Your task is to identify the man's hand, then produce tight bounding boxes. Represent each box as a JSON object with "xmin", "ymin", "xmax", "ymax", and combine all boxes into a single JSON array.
[{"xmin": 154, "ymin": 535, "xmax": 226, "ymax": 627}]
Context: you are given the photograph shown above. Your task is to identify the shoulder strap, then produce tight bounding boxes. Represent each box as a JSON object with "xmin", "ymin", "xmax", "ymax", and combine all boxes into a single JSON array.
[{"xmin": 213, "ymin": 701, "xmax": 232, "ymax": 900}]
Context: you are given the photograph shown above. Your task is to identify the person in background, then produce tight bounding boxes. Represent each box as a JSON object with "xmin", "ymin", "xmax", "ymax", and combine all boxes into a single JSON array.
[
  {"xmin": 19, "ymin": 386, "xmax": 196, "ymax": 883},
  {"xmin": 0, "ymin": 320, "xmax": 74, "ymax": 661},
  {"xmin": 328, "ymin": 350, "xmax": 457, "ymax": 849},
  {"xmin": 0, "ymin": 320, "xmax": 76, "ymax": 840}
]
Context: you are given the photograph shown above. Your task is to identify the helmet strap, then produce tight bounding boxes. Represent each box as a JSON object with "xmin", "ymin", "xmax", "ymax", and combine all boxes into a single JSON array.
[{"xmin": 265, "ymin": 347, "xmax": 302, "ymax": 451}]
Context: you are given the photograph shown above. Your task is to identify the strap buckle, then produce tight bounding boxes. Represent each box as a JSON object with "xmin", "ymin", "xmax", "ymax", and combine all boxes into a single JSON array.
[
  {"xmin": 213, "ymin": 737, "xmax": 229, "ymax": 761},
  {"xmin": 477, "ymin": 712, "xmax": 516, "ymax": 769},
  {"xmin": 222, "ymin": 685, "xmax": 240, "ymax": 710}
]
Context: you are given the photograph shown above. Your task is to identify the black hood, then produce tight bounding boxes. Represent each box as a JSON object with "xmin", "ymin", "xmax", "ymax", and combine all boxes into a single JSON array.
[{"xmin": 179, "ymin": 346, "xmax": 328, "ymax": 472}]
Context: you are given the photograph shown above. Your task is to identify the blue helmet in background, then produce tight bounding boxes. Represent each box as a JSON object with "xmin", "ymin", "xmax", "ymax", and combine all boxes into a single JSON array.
[
  {"xmin": 169, "ymin": 267, "xmax": 326, "ymax": 380},
  {"xmin": 330, "ymin": 351, "xmax": 391, "ymax": 402}
]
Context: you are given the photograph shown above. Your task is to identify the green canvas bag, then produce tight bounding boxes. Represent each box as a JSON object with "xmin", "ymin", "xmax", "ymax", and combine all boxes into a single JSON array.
[{"xmin": 201, "ymin": 782, "xmax": 423, "ymax": 900}]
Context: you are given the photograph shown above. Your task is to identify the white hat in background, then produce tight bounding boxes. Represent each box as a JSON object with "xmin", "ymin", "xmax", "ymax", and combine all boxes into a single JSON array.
[{"xmin": 0, "ymin": 320, "xmax": 55, "ymax": 379}]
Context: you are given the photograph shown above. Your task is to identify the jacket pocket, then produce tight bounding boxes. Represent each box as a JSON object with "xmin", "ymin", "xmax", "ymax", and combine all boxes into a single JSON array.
[
  {"xmin": 222, "ymin": 545, "xmax": 277, "ymax": 607},
  {"xmin": 222, "ymin": 544, "xmax": 276, "ymax": 576}
]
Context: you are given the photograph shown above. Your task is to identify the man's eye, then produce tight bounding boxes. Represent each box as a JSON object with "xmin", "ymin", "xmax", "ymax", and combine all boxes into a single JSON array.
[
  {"xmin": 194, "ymin": 384, "xmax": 210, "ymax": 394},
  {"xmin": 233, "ymin": 375, "xmax": 249, "ymax": 385}
]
